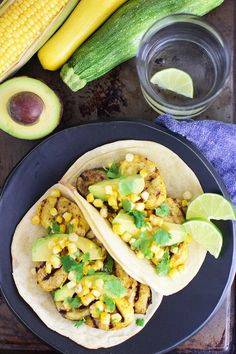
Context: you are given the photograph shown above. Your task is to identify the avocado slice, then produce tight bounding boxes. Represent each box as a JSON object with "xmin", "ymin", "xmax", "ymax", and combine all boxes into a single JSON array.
[
  {"xmin": 161, "ymin": 222, "xmax": 187, "ymax": 246},
  {"xmin": 0, "ymin": 77, "xmax": 62, "ymax": 140},
  {"xmin": 54, "ymin": 284, "xmax": 75, "ymax": 302},
  {"xmin": 32, "ymin": 234, "xmax": 103, "ymax": 262},
  {"xmin": 81, "ymin": 273, "xmax": 127, "ymax": 298},
  {"xmin": 89, "ymin": 175, "xmax": 145, "ymax": 200},
  {"xmin": 112, "ymin": 211, "xmax": 139, "ymax": 236},
  {"xmin": 32, "ymin": 234, "xmax": 67, "ymax": 262}
]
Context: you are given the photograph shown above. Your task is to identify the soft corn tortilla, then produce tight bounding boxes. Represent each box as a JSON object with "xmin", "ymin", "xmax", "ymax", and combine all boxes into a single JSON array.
[
  {"xmin": 61, "ymin": 140, "xmax": 207, "ymax": 296},
  {"xmin": 11, "ymin": 183, "xmax": 162, "ymax": 349}
]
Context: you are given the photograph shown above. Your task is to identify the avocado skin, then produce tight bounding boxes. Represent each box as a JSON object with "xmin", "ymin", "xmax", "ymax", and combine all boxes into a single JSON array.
[{"xmin": 0, "ymin": 77, "xmax": 62, "ymax": 140}]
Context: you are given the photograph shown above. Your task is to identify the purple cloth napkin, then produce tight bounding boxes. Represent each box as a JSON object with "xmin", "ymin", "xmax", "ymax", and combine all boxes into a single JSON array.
[{"xmin": 155, "ymin": 115, "xmax": 236, "ymax": 207}]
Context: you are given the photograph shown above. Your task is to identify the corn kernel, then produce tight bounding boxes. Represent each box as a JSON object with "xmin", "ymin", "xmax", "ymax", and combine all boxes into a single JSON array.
[
  {"xmin": 100, "ymin": 207, "xmax": 108, "ymax": 218},
  {"xmin": 31, "ymin": 268, "xmax": 36, "ymax": 275},
  {"xmin": 130, "ymin": 194, "xmax": 140, "ymax": 203},
  {"xmin": 84, "ymin": 279, "xmax": 92, "ymax": 288},
  {"xmin": 93, "ymin": 199, "xmax": 103, "ymax": 208},
  {"xmin": 90, "ymin": 304, "xmax": 101, "ymax": 318},
  {"xmin": 129, "ymin": 238, "xmax": 136, "ymax": 245},
  {"xmin": 50, "ymin": 208, "xmax": 58, "ymax": 216},
  {"xmin": 92, "ymin": 290, "xmax": 101, "ymax": 298},
  {"xmin": 135, "ymin": 203, "xmax": 145, "ymax": 211},
  {"xmin": 56, "ymin": 216, "xmax": 63, "ymax": 224},
  {"xmin": 59, "ymin": 224, "xmax": 66, "ymax": 233},
  {"xmin": 100, "ymin": 312, "xmax": 111, "ymax": 324},
  {"xmin": 111, "ymin": 313, "xmax": 122, "ymax": 324},
  {"xmin": 95, "ymin": 279, "xmax": 104, "ymax": 289},
  {"xmin": 67, "ymin": 243, "xmax": 77, "ymax": 254},
  {"xmin": 150, "ymin": 214, "xmax": 163, "ymax": 226},
  {"xmin": 150, "ymin": 243, "xmax": 160, "ymax": 253},
  {"xmin": 75, "ymin": 284, "xmax": 83, "ymax": 294},
  {"xmin": 86, "ymin": 193, "xmax": 94, "ymax": 203},
  {"xmin": 69, "ymin": 233, "xmax": 78, "ymax": 242},
  {"xmin": 45, "ymin": 262, "xmax": 52, "ymax": 274},
  {"xmin": 81, "ymin": 293, "xmax": 95, "ymax": 306},
  {"xmin": 94, "ymin": 260, "xmax": 103, "ymax": 271},
  {"xmin": 181, "ymin": 200, "xmax": 188, "ymax": 207},
  {"xmin": 170, "ymin": 246, "xmax": 178, "ymax": 254},
  {"xmin": 121, "ymin": 232, "xmax": 132, "ymax": 243},
  {"xmin": 182, "ymin": 191, "xmax": 192, "ymax": 200},
  {"xmin": 178, "ymin": 264, "xmax": 185, "ymax": 272},
  {"xmin": 108, "ymin": 196, "xmax": 117, "ymax": 207},
  {"xmin": 105, "ymin": 185, "xmax": 113, "ymax": 195},
  {"xmin": 50, "ymin": 255, "xmax": 61, "ymax": 268},
  {"xmin": 125, "ymin": 153, "xmax": 134, "ymax": 162},
  {"xmin": 32, "ymin": 215, "xmax": 40, "ymax": 225},
  {"xmin": 50, "ymin": 189, "xmax": 61, "ymax": 198},
  {"xmin": 71, "ymin": 217, "xmax": 79, "ymax": 226},
  {"xmin": 63, "ymin": 212, "xmax": 72, "ymax": 223},
  {"xmin": 141, "ymin": 191, "xmax": 149, "ymax": 201},
  {"xmin": 52, "ymin": 246, "xmax": 61, "ymax": 255},
  {"xmin": 112, "ymin": 224, "xmax": 125, "ymax": 235},
  {"xmin": 136, "ymin": 251, "xmax": 144, "ymax": 259},
  {"xmin": 140, "ymin": 169, "xmax": 148, "ymax": 178},
  {"xmin": 68, "ymin": 271, "xmax": 76, "ymax": 281},
  {"xmin": 168, "ymin": 269, "xmax": 179, "ymax": 279},
  {"xmin": 64, "ymin": 302, "xmax": 71, "ymax": 311},
  {"xmin": 58, "ymin": 239, "xmax": 66, "ymax": 248},
  {"xmin": 67, "ymin": 281, "xmax": 76, "ymax": 289}
]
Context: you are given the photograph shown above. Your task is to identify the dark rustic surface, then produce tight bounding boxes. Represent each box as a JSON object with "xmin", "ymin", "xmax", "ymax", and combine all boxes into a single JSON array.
[{"xmin": 0, "ymin": 0, "xmax": 235, "ymax": 353}]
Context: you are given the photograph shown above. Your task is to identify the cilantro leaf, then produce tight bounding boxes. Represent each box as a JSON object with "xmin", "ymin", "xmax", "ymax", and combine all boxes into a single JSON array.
[
  {"xmin": 136, "ymin": 318, "xmax": 145, "ymax": 327},
  {"xmin": 52, "ymin": 222, "xmax": 60, "ymax": 234},
  {"xmin": 103, "ymin": 294, "xmax": 116, "ymax": 312},
  {"xmin": 156, "ymin": 252, "xmax": 170, "ymax": 275},
  {"xmin": 104, "ymin": 162, "xmax": 121, "ymax": 179},
  {"xmin": 74, "ymin": 319, "xmax": 85, "ymax": 328},
  {"xmin": 122, "ymin": 199, "xmax": 134, "ymax": 212},
  {"xmin": 60, "ymin": 255, "xmax": 78, "ymax": 273},
  {"xmin": 68, "ymin": 224, "xmax": 73, "ymax": 234},
  {"xmin": 131, "ymin": 232, "xmax": 152, "ymax": 258},
  {"xmin": 87, "ymin": 269, "xmax": 96, "ymax": 276},
  {"xmin": 103, "ymin": 277, "xmax": 127, "ymax": 298},
  {"xmin": 129, "ymin": 210, "xmax": 147, "ymax": 229},
  {"xmin": 82, "ymin": 252, "xmax": 90, "ymax": 264},
  {"xmin": 155, "ymin": 203, "xmax": 170, "ymax": 217},
  {"xmin": 65, "ymin": 297, "xmax": 81, "ymax": 311},
  {"xmin": 47, "ymin": 226, "xmax": 52, "ymax": 235},
  {"xmin": 60, "ymin": 255, "xmax": 84, "ymax": 280},
  {"xmin": 104, "ymin": 255, "xmax": 114, "ymax": 274},
  {"xmin": 153, "ymin": 229, "xmax": 171, "ymax": 246}
]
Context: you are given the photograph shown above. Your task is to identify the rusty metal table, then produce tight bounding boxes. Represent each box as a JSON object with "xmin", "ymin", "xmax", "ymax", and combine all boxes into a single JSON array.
[{"xmin": 0, "ymin": 0, "xmax": 235, "ymax": 353}]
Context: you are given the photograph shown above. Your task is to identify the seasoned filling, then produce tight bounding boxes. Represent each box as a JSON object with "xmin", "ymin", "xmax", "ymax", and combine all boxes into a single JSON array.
[
  {"xmin": 32, "ymin": 189, "xmax": 151, "ymax": 330},
  {"xmin": 77, "ymin": 153, "xmax": 193, "ymax": 278}
]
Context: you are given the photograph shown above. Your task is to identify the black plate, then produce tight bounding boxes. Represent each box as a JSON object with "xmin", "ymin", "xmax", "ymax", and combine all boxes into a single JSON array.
[{"xmin": 0, "ymin": 120, "xmax": 235, "ymax": 354}]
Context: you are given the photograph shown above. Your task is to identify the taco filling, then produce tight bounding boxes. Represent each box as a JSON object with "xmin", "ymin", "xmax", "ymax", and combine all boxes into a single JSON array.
[
  {"xmin": 76, "ymin": 153, "xmax": 193, "ymax": 279},
  {"xmin": 31, "ymin": 188, "xmax": 152, "ymax": 330}
]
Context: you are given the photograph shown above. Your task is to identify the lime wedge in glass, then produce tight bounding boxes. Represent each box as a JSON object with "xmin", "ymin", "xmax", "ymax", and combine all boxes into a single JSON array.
[
  {"xmin": 183, "ymin": 219, "xmax": 223, "ymax": 258},
  {"xmin": 186, "ymin": 193, "xmax": 236, "ymax": 221},
  {"xmin": 150, "ymin": 68, "xmax": 194, "ymax": 98}
]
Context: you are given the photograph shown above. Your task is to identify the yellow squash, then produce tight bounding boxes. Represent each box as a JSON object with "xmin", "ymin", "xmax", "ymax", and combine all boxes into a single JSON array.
[
  {"xmin": 38, "ymin": 0, "xmax": 128, "ymax": 71},
  {"xmin": 0, "ymin": 0, "xmax": 80, "ymax": 82}
]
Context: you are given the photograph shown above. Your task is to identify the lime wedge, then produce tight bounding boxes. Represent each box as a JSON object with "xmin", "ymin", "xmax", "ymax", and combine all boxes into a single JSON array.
[
  {"xmin": 186, "ymin": 193, "xmax": 236, "ymax": 221},
  {"xmin": 150, "ymin": 68, "xmax": 194, "ymax": 98},
  {"xmin": 183, "ymin": 219, "xmax": 223, "ymax": 258}
]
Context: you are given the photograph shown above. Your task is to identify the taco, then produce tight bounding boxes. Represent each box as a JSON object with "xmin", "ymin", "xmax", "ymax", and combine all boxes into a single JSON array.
[
  {"xmin": 61, "ymin": 140, "xmax": 207, "ymax": 296},
  {"xmin": 11, "ymin": 184, "xmax": 162, "ymax": 349}
]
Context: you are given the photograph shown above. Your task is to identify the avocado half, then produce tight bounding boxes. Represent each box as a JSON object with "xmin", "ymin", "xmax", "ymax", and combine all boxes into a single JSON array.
[{"xmin": 0, "ymin": 76, "xmax": 62, "ymax": 140}]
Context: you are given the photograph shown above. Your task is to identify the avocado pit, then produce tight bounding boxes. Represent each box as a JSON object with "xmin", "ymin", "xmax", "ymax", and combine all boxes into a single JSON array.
[{"xmin": 8, "ymin": 91, "xmax": 44, "ymax": 125}]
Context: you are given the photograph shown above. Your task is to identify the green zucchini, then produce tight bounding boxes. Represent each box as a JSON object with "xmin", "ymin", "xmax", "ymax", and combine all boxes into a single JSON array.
[{"xmin": 61, "ymin": 0, "xmax": 224, "ymax": 92}]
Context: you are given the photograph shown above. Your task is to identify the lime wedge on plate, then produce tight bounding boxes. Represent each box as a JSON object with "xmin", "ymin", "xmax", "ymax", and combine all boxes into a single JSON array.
[
  {"xmin": 183, "ymin": 219, "xmax": 223, "ymax": 258},
  {"xmin": 186, "ymin": 193, "xmax": 236, "ymax": 221},
  {"xmin": 150, "ymin": 68, "xmax": 194, "ymax": 98}
]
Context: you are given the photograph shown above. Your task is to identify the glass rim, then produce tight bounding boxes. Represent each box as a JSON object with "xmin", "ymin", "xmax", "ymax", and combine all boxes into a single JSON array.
[{"xmin": 136, "ymin": 13, "xmax": 232, "ymax": 112}]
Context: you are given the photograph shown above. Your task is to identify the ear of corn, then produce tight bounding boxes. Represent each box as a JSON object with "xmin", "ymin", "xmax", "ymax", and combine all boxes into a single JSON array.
[{"xmin": 0, "ymin": 0, "xmax": 80, "ymax": 82}]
